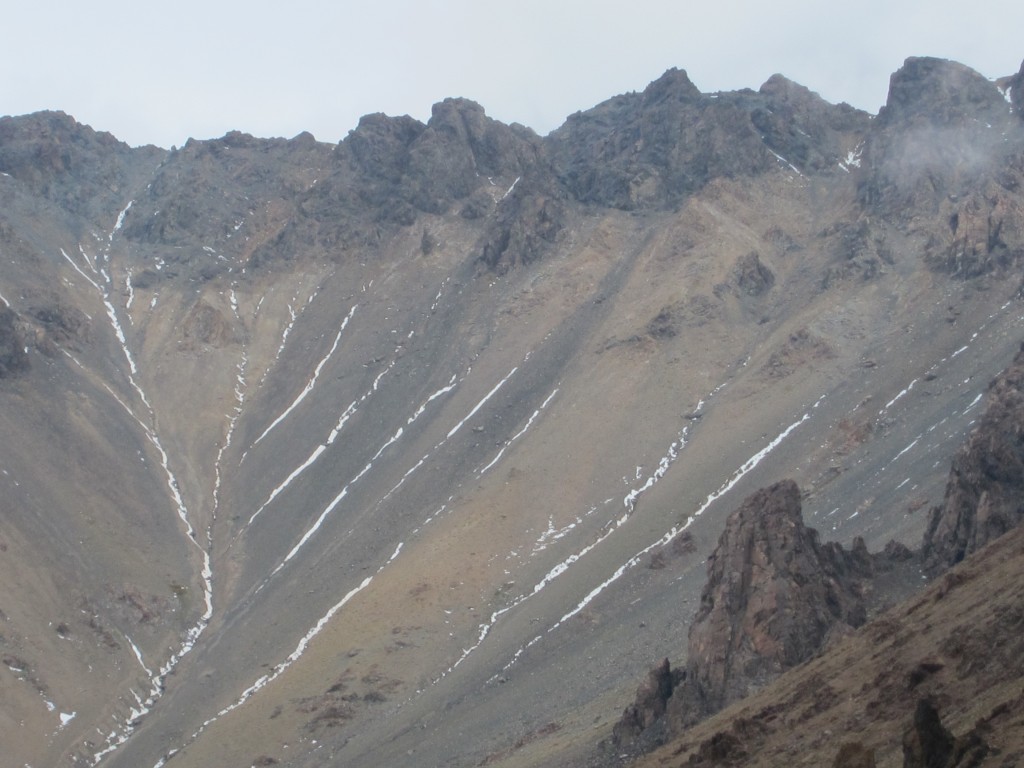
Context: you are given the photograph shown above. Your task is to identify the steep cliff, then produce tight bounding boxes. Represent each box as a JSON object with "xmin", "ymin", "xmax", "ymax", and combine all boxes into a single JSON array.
[{"xmin": 922, "ymin": 342, "xmax": 1024, "ymax": 574}]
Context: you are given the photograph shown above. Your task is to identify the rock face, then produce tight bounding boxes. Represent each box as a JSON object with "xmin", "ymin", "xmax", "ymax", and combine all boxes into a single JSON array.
[
  {"xmin": 902, "ymin": 699, "xmax": 990, "ymax": 768},
  {"xmin": 921, "ymin": 342, "xmax": 1024, "ymax": 575},
  {"xmin": 674, "ymin": 480, "xmax": 871, "ymax": 723},
  {"xmin": 615, "ymin": 480, "xmax": 881, "ymax": 746},
  {"xmin": 858, "ymin": 57, "xmax": 1024, "ymax": 279},
  {"xmin": 548, "ymin": 67, "xmax": 868, "ymax": 211},
  {"xmin": 4, "ymin": 56, "xmax": 1024, "ymax": 768}
]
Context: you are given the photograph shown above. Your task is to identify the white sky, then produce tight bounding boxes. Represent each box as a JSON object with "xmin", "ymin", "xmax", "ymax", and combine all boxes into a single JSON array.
[{"xmin": 3, "ymin": 0, "xmax": 1022, "ymax": 148}]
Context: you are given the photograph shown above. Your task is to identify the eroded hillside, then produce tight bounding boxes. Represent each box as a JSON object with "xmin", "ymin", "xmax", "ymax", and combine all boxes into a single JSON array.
[{"xmin": 0, "ymin": 56, "xmax": 1022, "ymax": 768}]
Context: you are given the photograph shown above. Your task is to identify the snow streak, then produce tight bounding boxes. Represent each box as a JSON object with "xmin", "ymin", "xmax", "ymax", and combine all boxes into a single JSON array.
[
  {"xmin": 477, "ymin": 387, "xmax": 558, "ymax": 476},
  {"xmin": 250, "ymin": 305, "xmax": 357, "ymax": 450},
  {"xmin": 153, "ymin": 544, "xmax": 407, "ymax": 768},
  {"xmin": 448, "ymin": 367, "xmax": 518, "ymax": 438},
  {"xmin": 245, "ymin": 356, "xmax": 412, "ymax": 529},
  {"xmin": 436, "ymin": 386, "xmax": 730, "ymax": 682},
  {"xmin": 546, "ymin": 397, "xmax": 824, "ymax": 633},
  {"xmin": 64, "ymin": 204, "xmax": 215, "ymax": 765}
]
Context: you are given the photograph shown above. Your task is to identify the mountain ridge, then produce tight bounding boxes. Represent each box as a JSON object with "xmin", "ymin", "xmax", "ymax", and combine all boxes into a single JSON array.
[{"xmin": 0, "ymin": 55, "xmax": 1022, "ymax": 768}]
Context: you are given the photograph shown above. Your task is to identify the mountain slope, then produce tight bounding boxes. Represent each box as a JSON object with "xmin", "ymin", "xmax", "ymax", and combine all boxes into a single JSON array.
[
  {"xmin": 621, "ymin": 511, "xmax": 1024, "ymax": 768},
  {"xmin": 0, "ymin": 56, "xmax": 1022, "ymax": 768}
]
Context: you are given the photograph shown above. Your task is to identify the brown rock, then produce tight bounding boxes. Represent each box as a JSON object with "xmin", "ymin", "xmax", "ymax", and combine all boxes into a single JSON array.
[
  {"xmin": 903, "ymin": 699, "xmax": 955, "ymax": 768},
  {"xmin": 922, "ymin": 342, "xmax": 1024, "ymax": 575},
  {"xmin": 612, "ymin": 658, "xmax": 680, "ymax": 746},
  {"xmin": 732, "ymin": 251, "xmax": 775, "ymax": 296},
  {"xmin": 674, "ymin": 480, "xmax": 870, "ymax": 725}
]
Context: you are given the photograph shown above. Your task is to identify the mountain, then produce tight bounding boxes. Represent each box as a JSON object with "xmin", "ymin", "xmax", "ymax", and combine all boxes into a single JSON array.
[
  {"xmin": 0, "ymin": 55, "xmax": 1022, "ymax": 768},
  {"xmin": 619, "ymin": 512, "xmax": 1024, "ymax": 768},
  {"xmin": 607, "ymin": 341, "xmax": 1024, "ymax": 764}
]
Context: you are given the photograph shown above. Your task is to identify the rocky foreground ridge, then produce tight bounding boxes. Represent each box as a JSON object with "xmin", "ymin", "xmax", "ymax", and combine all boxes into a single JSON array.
[
  {"xmin": 610, "ymin": 342, "xmax": 1024, "ymax": 766},
  {"xmin": 1, "ymin": 56, "xmax": 1024, "ymax": 768}
]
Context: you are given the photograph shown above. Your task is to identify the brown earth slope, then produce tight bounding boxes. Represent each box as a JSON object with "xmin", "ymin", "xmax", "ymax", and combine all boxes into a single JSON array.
[
  {"xmin": 1, "ymin": 56, "xmax": 1024, "ymax": 768},
  {"xmin": 623, "ymin": 518, "xmax": 1024, "ymax": 768},
  {"xmin": 599, "ymin": 342, "xmax": 1024, "ymax": 767}
]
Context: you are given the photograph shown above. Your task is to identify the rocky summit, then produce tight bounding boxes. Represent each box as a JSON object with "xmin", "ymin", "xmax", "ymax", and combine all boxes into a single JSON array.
[{"xmin": 1, "ymin": 56, "xmax": 1023, "ymax": 768}]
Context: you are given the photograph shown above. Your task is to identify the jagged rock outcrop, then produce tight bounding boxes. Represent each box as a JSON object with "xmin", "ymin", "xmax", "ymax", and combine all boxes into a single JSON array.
[
  {"xmin": 0, "ymin": 111, "xmax": 163, "ymax": 224},
  {"xmin": 614, "ymin": 480, "xmax": 890, "ymax": 748},
  {"xmin": 548, "ymin": 68, "xmax": 869, "ymax": 211},
  {"xmin": 857, "ymin": 57, "xmax": 1024, "ymax": 278},
  {"xmin": 902, "ymin": 699, "xmax": 989, "ymax": 768},
  {"xmin": 475, "ymin": 177, "xmax": 567, "ymax": 273},
  {"xmin": 921, "ymin": 341, "xmax": 1024, "ymax": 575},
  {"xmin": 611, "ymin": 658, "xmax": 682, "ymax": 747},
  {"xmin": 672, "ymin": 480, "xmax": 871, "ymax": 723},
  {"xmin": 125, "ymin": 130, "xmax": 332, "ymax": 250},
  {"xmin": 755, "ymin": 73, "xmax": 869, "ymax": 174}
]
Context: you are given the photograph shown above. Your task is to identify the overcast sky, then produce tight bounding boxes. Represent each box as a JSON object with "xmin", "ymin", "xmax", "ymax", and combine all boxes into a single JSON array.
[{"xmin": 3, "ymin": 0, "xmax": 1022, "ymax": 149}]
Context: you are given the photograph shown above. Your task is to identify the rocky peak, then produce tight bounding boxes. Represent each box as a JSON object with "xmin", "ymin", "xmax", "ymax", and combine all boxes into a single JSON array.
[
  {"xmin": 549, "ymin": 65, "xmax": 872, "ymax": 210},
  {"xmin": 0, "ymin": 111, "xmax": 163, "ymax": 223},
  {"xmin": 343, "ymin": 112, "xmax": 427, "ymax": 179},
  {"xmin": 879, "ymin": 57, "xmax": 1011, "ymax": 129},
  {"xmin": 854, "ymin": 58, "xmax": 1024, "ymax": 279},
  {"xmin": 681, "ymin": 480, "xmax": 870, "ymax": 718},
  {"xmin": 862, "ymin": 56, "xmax": 1020, "ymax": 207},
  {"xmin": 921, "ymin": 341, "xmax": 1024, "ymax": 575},
  {"xmin": 754, "ymin": 74, "xmax": 871, "ymax": 173},
  {"xmin": 614, "ymin": 480, "xmax": 881, "ymax": 749},
  {"xmin": 640, "ymin": 67, "xmax": 702, "ymax": 106}
]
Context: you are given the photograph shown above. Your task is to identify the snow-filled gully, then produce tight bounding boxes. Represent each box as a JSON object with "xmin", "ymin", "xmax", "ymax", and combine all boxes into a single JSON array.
[
  {"xmin": 421, "ymin": 382, "xmax": 740, "ymax": 685},
  {"xmin": 448, "ymin": 393, "xmax": 827, "ymax": 685},
  {"xmin": 64, "ymin": 204, "xmax": 215, "ymax": 765},
  {"xmin": 164, "ymin": 359, "xmax": 548, "ymax": 759},
  {"xmin": 261, "ymin": 361, "xmax": 522, "ymax": 581},
  {"xmin": 149, "ymin": 544, "xmax": 405, "ymax": 768},
  {"xmin": 248, "ymin": 304, "xmax": 357, "ymax": 451}
]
